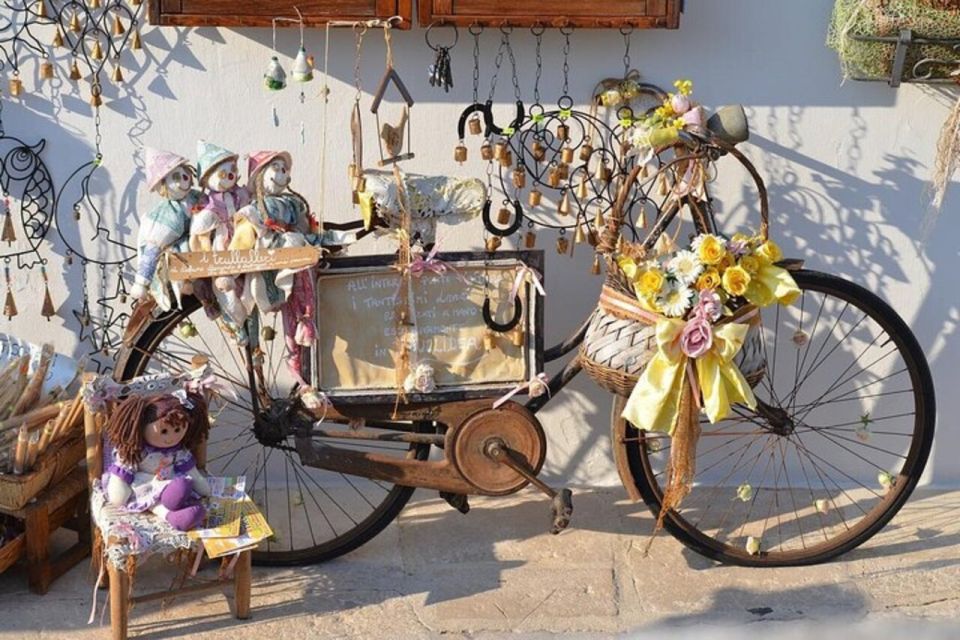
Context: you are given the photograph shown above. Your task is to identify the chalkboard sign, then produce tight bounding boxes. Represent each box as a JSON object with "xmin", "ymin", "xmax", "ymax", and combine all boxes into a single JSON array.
[{"xmin": 315, "ymin": 251, "xmax": 544, "ymax": 403}]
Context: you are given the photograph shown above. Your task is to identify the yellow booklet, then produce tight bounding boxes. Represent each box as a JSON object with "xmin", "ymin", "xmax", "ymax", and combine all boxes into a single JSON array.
[{"xmin": 201, "ymin": 498, "xmax": 274, "ymax": 559}]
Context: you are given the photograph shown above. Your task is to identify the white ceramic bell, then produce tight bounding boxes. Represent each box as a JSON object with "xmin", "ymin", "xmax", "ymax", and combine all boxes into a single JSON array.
[
  {"xmin": 264, "ymin": 56, "xmax": 287, "ymax": 91},
  {"xmin": 291, "ymin": 47, "xmax": 313, "ymax": 83}
]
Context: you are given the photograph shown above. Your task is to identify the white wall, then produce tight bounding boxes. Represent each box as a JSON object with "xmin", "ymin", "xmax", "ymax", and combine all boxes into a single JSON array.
[{"xmin": 1, "ymin": 0, "xmax": 955, "ymax": 486}]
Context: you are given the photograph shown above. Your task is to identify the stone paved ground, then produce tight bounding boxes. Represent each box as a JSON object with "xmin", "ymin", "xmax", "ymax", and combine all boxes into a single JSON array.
[{"xmin": 1, "ymin": 487, "xmax": 960, "ymax": 638}]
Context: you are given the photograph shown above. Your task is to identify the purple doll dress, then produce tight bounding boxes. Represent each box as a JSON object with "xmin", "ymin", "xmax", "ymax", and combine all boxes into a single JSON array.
[{"xmin": 104, "ymin": 443, "xmax": 199, "ymax": 513}]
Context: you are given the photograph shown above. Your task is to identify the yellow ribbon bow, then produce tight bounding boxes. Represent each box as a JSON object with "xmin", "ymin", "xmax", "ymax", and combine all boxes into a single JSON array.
[{"xmin": 621, "ymin": 315, "xmax": 758, "ymax": 435}]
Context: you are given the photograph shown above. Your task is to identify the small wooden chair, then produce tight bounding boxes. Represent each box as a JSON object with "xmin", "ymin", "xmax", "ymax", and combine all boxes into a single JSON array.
[{"xmin": 83, "ymin": 362, "xmax": 252, "ymax": 640}]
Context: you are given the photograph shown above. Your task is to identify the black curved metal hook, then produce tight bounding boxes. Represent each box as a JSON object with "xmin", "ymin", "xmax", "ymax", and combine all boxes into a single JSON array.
[
  {"xmin": 483, "ymin": 296, "xmax": 523, "ymax": 333},
  {"xmin": 481, "ymin": 199, "xmax": 524, "ymax": 237},
  {"xmin": 456, "ymin": 102, "xmax": 487, "ymax": 140},
  {"xmin": 483, "ymin": 99, "xmax": 525, "ymax": 138}
]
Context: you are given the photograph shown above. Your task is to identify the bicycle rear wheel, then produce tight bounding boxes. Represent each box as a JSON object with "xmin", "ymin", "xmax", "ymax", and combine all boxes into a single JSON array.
[
  {"xmin": 614, "ymin": 269, "xmax": 935, "ymax": 566},
  {"xmin": 116, "ymin": 295, "xmax": 430, "ymax": 566}
]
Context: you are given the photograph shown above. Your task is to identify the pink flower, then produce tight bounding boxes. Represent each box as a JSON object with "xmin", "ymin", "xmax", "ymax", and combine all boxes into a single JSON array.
[
  {"xmin": 682, "ymin": 106, "xmax": 704, "ymax": 128},
  {"xmin": 697, "ymin": 289, "xmax": 723, "ymax": 322},
  {"xmin": 680, "ymin": 314, "xmax": 713, "ymax": 359},
  {"xmin": 670, "ymin": 93, "xmax": 691, "ymax": 115}
]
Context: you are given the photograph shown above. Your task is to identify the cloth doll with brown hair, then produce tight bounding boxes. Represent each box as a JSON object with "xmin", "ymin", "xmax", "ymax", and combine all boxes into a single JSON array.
[{"xmin": 103, "ymin": 391, "xmax": 212, "ymax": 531}]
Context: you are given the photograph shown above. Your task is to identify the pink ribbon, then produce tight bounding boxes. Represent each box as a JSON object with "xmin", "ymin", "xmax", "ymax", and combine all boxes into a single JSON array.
[
  {"xmin": 493, "ymin": 373, "xmax": 551, "ymax": 409},
  {"xmin": 185, "ymin": 373, "xmax": 238, "ymax": 401},
  {"xmin": 409, "ymin": 244, "xmax": 451, "ymax": 277},
  {"xmin": 510, "ymin": 266, "xmax": 546, "ymax": 301}
]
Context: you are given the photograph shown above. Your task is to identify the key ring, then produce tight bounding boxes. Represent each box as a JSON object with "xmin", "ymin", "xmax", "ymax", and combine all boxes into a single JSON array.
[{"xmin": 425, "ymin": 21, "xmax": 459, "ymax": 51}]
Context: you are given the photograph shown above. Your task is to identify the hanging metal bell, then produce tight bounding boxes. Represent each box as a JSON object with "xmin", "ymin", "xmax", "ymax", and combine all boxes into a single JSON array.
[
  {"xmin": 579, "ymin": 143, "xmax": 594, "ymax": 161},
  {"xmin": 561, "ymin": 147, "xmax": 574, "ymax": 165},
  {"xmin": 69, "ymin": 60, "xmax": 82, "ymax": 81},
  {"xmin": 532, "ymin": 140, "xmax": 546, "ymax": 163},
  {"xmin": 524, "ymin": 230, "xmax": 537, "ymax": 248},
  {"xmin": 591, "ymin": 254, "xmax": 601, "ymax": 275},
  {"xmin": 547, "ymin": 168, "xmax": 560, "ymax": 188},
  {"xmin": 264, "ymin": 56, "xmax": 287, "ymax": 91},
  {"xmin": 454, "ymin": 143, "xmax": 467, "ymax": 164},
  {"xmin": 558, "ymin": 191, "xmax": 571, "ymax": 216},
  {"xmin": 556, "ymin": 123, "xmax": 569, "ymax": 141},
  {"xmin": 574, "ymin": 224, "xmax": 587, "ymax": 244},
  {"xmin": 8, "ymin": 78, "xmax": 22, "ymax": 97},
  {"xmin": 4, "ymin": 291, "xmax": 17, "ymax": 320},
  {"xmin": 528, "ymin": 189, "xmax": 542, "ymax": 207},
  {"xmin": 37, "ymin": 0, "xmax": 47, "ymax": 17},
  {"xmin": 292, "ymin": 47, "xmax": 314, "ymax": 83},
  {"xmin": 597, "ymin": 163, "xmax": 612, "ymax": 183},
  {"xmin": 91, "ymin": 0, "xmax": 102, "ymax": 8},
  {"xmin": 69, "ymin": 11, "xmax": 82, "ymax": 32},
  {"xmin": 480, "ymin": 141, "xmax": 494, "ymax": 161},
  {"xmin": 91, "ymin": 40, "xmax": 104, "ymax": 61},
  {"xmin": 499, "ymin": 149, "xmax": 513, "ymax": 168},
  {"xmin": 594, "ymin": 208, "xmax": 605, "ymax": 229},
  {"xmin": 90, "ymin": 85, "xmax": 103, "ymax": 107},
  {"xmin": 468, "ymin": 115, "xmax": 483, "ymax": 136},
  {"xmin": 483, "ymin": 330, "xmax": 496, "ymax": 351},
  {"xmin": 113, "ymin": 16, "xmax": 126, "ymax": 36},
  {"xmin": 130, "ymin": 0, "xmax": 142, "ymax": 6},
  {"xmin": 556, "ymin": 163, "xmax": 569, "ymax": 181},
  {"xmin": 493, "ymin": 140, "xmax": 507, "ymax": 160},
  {"xmin": 40, "ymin": 61, "xmax": 55, "ymax": 80},
  {"xmin": 497, "ymin": 207, "xmax": 512, "ymax": 226},
  {"xmin": 52, "ymin": 29, "xmax": 64, "ymax": 48},
  {"xmin": 485, "ymin": 236, "xmax": 502, "ymax": 252},
  {"xmin": 556, "ymin": 235, "xmax": 569, "ymax": 255},
  {"xmin": 111, "ymin": 64, "xmax": 124, "ymax": 84},
  {"xmin": 512, "ymin": 167, "xmax": 526, "ymax": 189},
  {"xmin": 131, "ymin": 30, "xmax": 143, "ymax": 51},
  {"xmin": 511, "ymin": 328, "xmax": 525, "ymax": 348},
  {"xmin": 577, "ymin": 179, "xmax": 589, "ymax": 200},
  {"xmin": 41, "ymin": 287, "xmax": 55, "ymax": 320},
  {"xmin": 2, "ymin": 210, "xmax": 16, "ymax": 244},
  {"xmin": 657, "ymin": 173, "xmax": 670, "ymax": 196}
]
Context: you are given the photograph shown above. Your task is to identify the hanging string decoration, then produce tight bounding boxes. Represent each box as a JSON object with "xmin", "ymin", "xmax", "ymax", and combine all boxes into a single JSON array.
[{"xmin": 0, "ymin": 131, "xmax": 55, "ymax": 270}]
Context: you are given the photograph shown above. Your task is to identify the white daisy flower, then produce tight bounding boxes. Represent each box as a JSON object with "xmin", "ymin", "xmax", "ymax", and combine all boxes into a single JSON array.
[
  {"xmin": 667, "ymin": 250, "xmax": 703, "ymax": 286},
  {"xmin": 657, "ymin": 283, "xmax": 694, "ymax": 318}
]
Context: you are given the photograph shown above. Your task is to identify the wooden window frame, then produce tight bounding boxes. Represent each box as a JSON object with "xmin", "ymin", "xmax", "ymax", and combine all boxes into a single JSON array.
[
  {"xmin": 148, "ymin": 0, "xmax": 413, "ymax": 29},
  {"xmin": 417, "ymin": 0, "xmax": 682, "ymax": 28}
]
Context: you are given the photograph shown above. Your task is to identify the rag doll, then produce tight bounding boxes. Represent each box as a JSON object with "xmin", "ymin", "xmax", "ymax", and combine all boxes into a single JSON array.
[
  {"xmin": 191, "ymin": 141, "xmax": 251, "ymax": 329},
  {"xmin": 103, "ymin": 391, "xmax": 211, "ymax": 532},
  {"xmin": 231, "ymin": 151, "xmax": 358, "ymax": 384},
  {"xmin": 132, "ymin": 148, "xmax": 207, "ymax": 309}
]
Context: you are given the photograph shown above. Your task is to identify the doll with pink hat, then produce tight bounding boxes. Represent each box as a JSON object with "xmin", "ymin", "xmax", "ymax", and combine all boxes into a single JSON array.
[
  {"xmin": 190, "ymin": 141, "xmax": 251, "ymax": 328},
  {"xmin": 132, "ymin": 148, "xmax": 207, "ymax": 309}
]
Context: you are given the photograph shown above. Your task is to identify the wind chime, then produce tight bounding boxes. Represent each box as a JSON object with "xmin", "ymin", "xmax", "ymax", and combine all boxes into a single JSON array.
[{"xmin": 263, "ymin": 6, "xmax": 315, "ymax": 126}]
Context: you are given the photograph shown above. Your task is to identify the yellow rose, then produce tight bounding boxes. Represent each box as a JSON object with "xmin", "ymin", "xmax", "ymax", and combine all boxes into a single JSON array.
[
  {"xmin": 739, "ymin": 255, "xmax": 761, "ymax": 274},
  {"xmin": 718, "ymin": 252, "xmax": 736, "ymax": 272},
  {"xmin": 638, "ymin": 268, "xmax": 666, "ymax": 296},
  {"xmin": 722, "ymin": 265, "xmax": 751, "ymax": 297},
  {"xmin": 696, "ymin": 269, "xmax": 721, "ymax": 291},
  {"xmin": 756, "ymin": 240, "xmax": 783, "ymax": 264},
  {"xmin": 697, "ymin": 235, "xmax": 726, "ymax": 266}
]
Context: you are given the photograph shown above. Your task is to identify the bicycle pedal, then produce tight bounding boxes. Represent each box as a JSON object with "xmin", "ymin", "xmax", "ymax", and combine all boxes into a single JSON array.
[
  {"xmin": 440, "ymin": 491, "xmax": 470, "ymax": 514},
  {"xmin": 550, "ymin": 488, "xmax": 573, "ymax": 535}
]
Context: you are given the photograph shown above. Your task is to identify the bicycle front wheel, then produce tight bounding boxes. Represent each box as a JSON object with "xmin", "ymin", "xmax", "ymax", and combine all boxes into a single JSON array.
[{"xmin": 614, "ymin": 269, "xmax": 935, "ymax": 566}]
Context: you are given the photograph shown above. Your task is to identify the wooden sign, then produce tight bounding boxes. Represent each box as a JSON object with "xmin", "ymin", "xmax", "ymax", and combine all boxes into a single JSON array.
[
  {"xmin": 315, "ymin": 251, "xmax": 544, "ymax": 403},
  {"xmin": 165, "ymin": 247, "xmax": 322, "ymax": 282}
]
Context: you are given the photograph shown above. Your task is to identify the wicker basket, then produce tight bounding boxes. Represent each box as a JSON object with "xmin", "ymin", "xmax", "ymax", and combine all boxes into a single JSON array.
[
  {"xmin": 0, "ymin": 435, "xmax": 84, "ymax": 512},
  {"xmin": 581, "ymin": 141, "xmax": 770, "ymax": 397}
]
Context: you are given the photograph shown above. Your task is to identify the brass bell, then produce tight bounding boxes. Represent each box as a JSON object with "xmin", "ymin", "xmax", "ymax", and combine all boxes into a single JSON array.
[
  {"xmin": 493, "ymin": 140, "xmax": 507, "ymax": 160},
  {"xmin": 528, "ymin": 189, "xmax": 542, "ymax": 207},
  {"xmin": 2, "ymin": 212, "xmax": 15, "ymax": 244},
  {"xmin": 52, "ymin": 29, "xmax": 64, "ymax": 48},
  {"xmin": 574, "ymin": 224, "xmax": 587, "ymax": 244},
  {"xmin": 577, "ymin": 179, "xmax": 589, "ymax": 200},
  {"xmin": 454, "ymin": 143, "xmax": 467, "ymax": 164},
  {"xmin": 558, "ymin": 191, "xmax": 571, "ymax": 216},
  {"xmin": 8, "ymin": 77, "xmax": 23, "ymax": 97},
  {"xmin": 587, "ymin": 228, "xmax": 599, "ymax": 247},
  {"xmin": 90, "ymin": 85, "xmax": 103, "ymax": 107},
  {"xmin": 639, "ymin": 163, "xmax": 651, "ymax": 180},
  {"xmin": 499, "ymin": 149, "xmax": 513, "ymax": 168},
  {"xmin": 524, "ymin": 230, "xmax": 537, "ymax": 248},
  {"xmin": 532, "ymin": 140, "xmax": 546, "ymax": 162},
  {"xmin": 556, "ymin": 163, "xmax": 569, "ymax": 181},
  {"xmin": 511, "ymin": 328, "xmax": 525, "ymax": 348},
  {"xmin": 130, "ymin": 0, "xmax": 142, "ymax": 5},
  {"xmin": 547, "ymin": 168, "xmax": 561, "ymax": 188},
  {"xmin": 37, "ymin": 0, "xmax": 47, "ymax": 17},
  {"xmin": 597, "ymin": 163, "xmax": 612, "ymax": 183},
  {"xmin": 483, "ymin": 330, "xmax": 496, "ymax": 351},
  {"xmin": 131, "ymin": 29, "xmax": 143, "ymax": 51},
  {"xmin": 556, "ymin": 123, "xmax": 569, "ymax": 141},
  {"xmin": 69, "ymin": 60, "xmax": 82, "ymax": 81},
  {"xmin": 91, "ymin": 0, "xmax": 102, "ymax": 7},
  {"xmin": 480, "ymin": 141, "xmax": 494, "ymax": 161},
  {"xmin": 468, "ymin": 115, "xmax": 483, "ymax": 135},
  {"xmin": 579, "ymin": 143, "xmax": 594, "ymax": 162},
  {"xmin": 40, "ymin": 61, "xmax": 55, "ymax": 81},
  {"xmin": 561, "ymin": 147, "xmax": 574, "ymax": 165},
  {"xmin": 512, "ymin": 167, "xmax": 526, "ymax": 189},
  {"xmin": 486, "ymin": 236, "xmax": 502, "ymax": 252},
  {"xmin": 91, "ymin": 40, "xmax": 104, "ymax": 61},
  {"xmin": 69, "ymin": 11, "xmax": 82, "ymax": 33},
  {"xmin": 591, "ymin": 254, "xmax": 602, "ymax": 275},
  {"xmin": 111, "ymin": 64, "xmax": 124, "ymax": 84},
  {"xmin": 594, "ymin": 209, "xmax": 605, "ymax": 229},
  {"xmin": 4, "ymin": 290, "xmax": 18, "ymax": 320},
  {"xmin": 113, "ymin": 16, "xmax": 126, "ymax": 36},
  {"xmin": 497, "ymin": 207, "xmax": 512, "ymax": 225},
  {"xmin": 556, "ymin": 235, "xmax": 570, "ymax": 255},
  {"xmin": 657, "ymin": 173, "xmax": 670, "ymax": 197}
]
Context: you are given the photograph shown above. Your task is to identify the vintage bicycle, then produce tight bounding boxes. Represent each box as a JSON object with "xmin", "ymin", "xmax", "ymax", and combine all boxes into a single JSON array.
[{"xmin": 115, "ymin": 95, "xmax": 935, "ymax": 569}]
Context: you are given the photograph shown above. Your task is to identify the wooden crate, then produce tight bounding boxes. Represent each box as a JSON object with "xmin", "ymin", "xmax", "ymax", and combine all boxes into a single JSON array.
[
  {"xmin": 418, "ymin": 0, "xmax": 682, "ymax": 28},
  {"xmin": 0, "ymin": 435, "xmax": 85, "ymax": 512},
  {"xmin": 0, "ymin": 532, "xmax": 25, "ymax": 574},
  {"xmin": 149, "ymin": 0, "xmax": 413, "ymax": 28}
]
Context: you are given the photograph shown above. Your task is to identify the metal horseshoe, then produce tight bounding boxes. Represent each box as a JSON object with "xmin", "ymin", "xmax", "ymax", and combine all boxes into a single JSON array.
[
  {"xmin": 482, "ymin": 295, "xmax": 523, "ymax": 333},
  {"xmin": 481, "ymin": 198, "xmax": 524, "ymax": 237},
  {"xmin": 482, "ymin": 99, "xmax": 525, "ymax": 138},
  {"xmin": 457, "ymin": 102, "xmax": 487, "ymax": 140}
]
